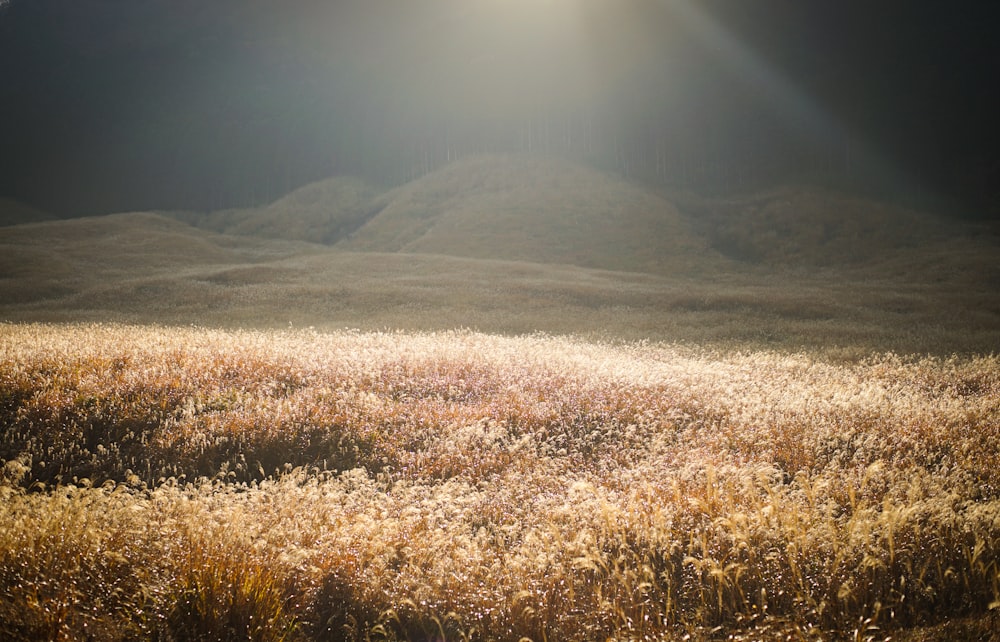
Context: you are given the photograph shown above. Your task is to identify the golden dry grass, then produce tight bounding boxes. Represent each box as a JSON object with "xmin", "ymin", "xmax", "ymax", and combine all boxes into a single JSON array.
[
  {"xmin": 2, "ymin": 160, "xmax": 999, "ymax": 639},
  {"xmin": 1, "ymin": 323, "xmax": 998, "ymax": 641}
]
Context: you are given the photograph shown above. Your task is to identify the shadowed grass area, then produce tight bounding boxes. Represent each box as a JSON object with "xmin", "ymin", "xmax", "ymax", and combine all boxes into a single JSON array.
[
  {"xmin": 1, "ymin": 324, "xmax": 999, "ymax": 641},
  {"xmin": 1, "ymin": 216, "xmax": 998, "ymax": 357},
  {"xmin": 672, "ymin": 184, "xmax": 955, "ymax": 266},
  {"xmin": 3, "ymin": 156, "xmax": 998, "ymax": 356}
]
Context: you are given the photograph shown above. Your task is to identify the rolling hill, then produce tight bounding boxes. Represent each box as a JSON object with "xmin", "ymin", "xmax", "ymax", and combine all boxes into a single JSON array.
[
  {"xmin": 0, "ymin": 207, "xmax": 997, "ymax": 355},
  {"xmin": 167, "ymin": 153, "xmax": 992, "ymax": 278},
  {"xmin": 338, "ymin": 154, "xmax": 720, "ymax": 275},
  {"xmin": 672, "ymin": 184, "xmax": 958, "ymax": 265},
  {"xmin": 169, "ymin": 176, "xmax": 381, "ymax": 243},
  {"xmin": 2, "ymin": 155, "xmax": 998, "ymax": 354},
  {"xmin": 173, "ymin": 154, "xmax": 724, "ymax": 275},
  {"xmin": 0, "ymin": 212, "xmax": 315, "ymax": 307}
]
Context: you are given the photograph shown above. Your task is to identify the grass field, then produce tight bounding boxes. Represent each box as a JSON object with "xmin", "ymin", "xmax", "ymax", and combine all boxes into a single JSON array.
[
  {"xmin": 2, "ymin": 156, "xmax": 999, "ymax": 639},
  {"xmin": 1, "ymin": 323, "xmax": 998, "ymax": 641},
  {"xmin": 2, "ymin": 211, "xmax": 999, "ymax": 358}
]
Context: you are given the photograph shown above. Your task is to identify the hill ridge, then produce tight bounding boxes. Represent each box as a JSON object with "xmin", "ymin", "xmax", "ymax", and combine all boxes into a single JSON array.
[{"xmin": 339, "ymin": 153, "xmax": 719, "ymax": 275}]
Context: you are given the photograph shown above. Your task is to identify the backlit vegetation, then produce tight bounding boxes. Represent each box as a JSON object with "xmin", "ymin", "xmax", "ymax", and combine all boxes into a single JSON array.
[{"xmin": 1, "ymin": 323, "xmax": 999, "ymax": 640}]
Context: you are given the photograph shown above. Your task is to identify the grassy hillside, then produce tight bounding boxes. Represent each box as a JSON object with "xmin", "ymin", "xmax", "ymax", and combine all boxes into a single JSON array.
[
  {"xmin": 339, "ymin": 154, "xmax": 720, "ymax": 275},
  {"xmin": 1, "ymin": 206, "xmax": 999, "ymax": 356},
  {"xmin": 0, "ymin": 212, "xmax": 315, "ymax": 308},
  {"xmin": 162, "ymin": 154, "xmax": 995, "ymax": 283},
  {"xmin": 2, "ymin": 168, "xmax": 999, "ymax": 640},
  {"xmin": 672, "ymin": 184, "xmax": 961, "ymax": 266},
  {"xmin": 167, "ymin": 153, "xmax": 989, "ymax": 278},
  {"xmin": 170, "ymin": 176, "xmax": 382, "ymax": 244},
  {"xmin": 1, "ymin": 324, "xmax": 997, "ymax": 641},
  {"xmin": 0, "ymin": 210, "xmax": 308, "ymax": 275}
]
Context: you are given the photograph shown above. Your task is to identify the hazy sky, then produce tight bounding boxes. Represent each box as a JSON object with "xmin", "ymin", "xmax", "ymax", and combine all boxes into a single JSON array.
[{"xmin": 1, "ymin": 0, "xmax": 997, "ymax": 218}]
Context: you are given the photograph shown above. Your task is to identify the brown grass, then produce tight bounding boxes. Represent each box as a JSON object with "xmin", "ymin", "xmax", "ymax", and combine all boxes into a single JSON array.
[{"xmin": 1, "ymin": 323, "xmax": 998, "ymax": 640}]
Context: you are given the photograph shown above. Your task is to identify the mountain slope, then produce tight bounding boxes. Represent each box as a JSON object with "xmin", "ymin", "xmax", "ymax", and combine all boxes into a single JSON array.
[
  {"xmin": 673, "ymin": 184, "xmax": 959, "ymax": 266},
  {"xmin": 231, "ymin": 176, "xmax": 381, "ymax": 243},
  {"xmin": 171, "ymin": 176, "xmax": 381, "ymax": 244},
  {"xmin": 0, "ymin": 209, "xmax": 998, "ymax": 354},
  {"xmin": 0, "ymin": 212, "xmax": 313, "ymax": 305},
  {"xmin": 337, "ymin": 154, "xmax": 721, "ymax": 274}
]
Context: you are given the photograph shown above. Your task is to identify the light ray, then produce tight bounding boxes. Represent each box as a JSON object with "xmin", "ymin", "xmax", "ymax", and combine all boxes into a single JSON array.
[{"xmin": 669, "ymin": 0, "xmax": 914, "ymax": 190}]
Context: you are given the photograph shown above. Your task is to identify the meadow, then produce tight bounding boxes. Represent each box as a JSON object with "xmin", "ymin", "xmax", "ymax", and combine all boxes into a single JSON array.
[
  {"xmin": 2, "ymin": 156, "xmax": 999, "ymax": 639},
  {"xmin": 1, "ymin": 323, "xmax": 998, "ymax": 641}
]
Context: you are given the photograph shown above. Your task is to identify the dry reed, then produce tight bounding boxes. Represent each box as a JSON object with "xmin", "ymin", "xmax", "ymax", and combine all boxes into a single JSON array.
[{"xmin": 1, "ymin": 323, "xmax": 998, "ymax": 641}]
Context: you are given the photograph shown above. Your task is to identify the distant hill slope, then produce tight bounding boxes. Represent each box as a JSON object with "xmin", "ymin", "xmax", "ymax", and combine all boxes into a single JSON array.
[
  {"xmin": 171, "ymin": 176, "xmax": 381, "ymax": 244},
  {"xmin": 166, "ymin": 156, "xmax": 982, "ymax": 276},
  {"xmin": 1, "ymin": 208, "xmax": 998, "ymax": 354},
  {"xmin": 0, "ymin": 198, "xmax": 56, "ymax": 226},
  {"xmin": 0, "ymin": 212, "xmax": 313, "ymax": 306},
  {"xmin": 337, "ymin": 154, "xmax": 721, "ymax": 275},
  {"xmin": 673, "ymin": 185, "xmax": 959, "ymax": 266}
]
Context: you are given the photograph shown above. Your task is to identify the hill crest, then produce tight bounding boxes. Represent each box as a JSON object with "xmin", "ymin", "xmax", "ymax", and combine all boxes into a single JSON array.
[
  {"xmin": 338, "ymin": 154, "xmax": 718, "ymax": 274},
  {"xmin": 169, "ymin": 176, "xmax": 381, "ymax": 244},
  {"xmin": 674, "ymin": 184, "xmax": 960, "ymax": 266}
]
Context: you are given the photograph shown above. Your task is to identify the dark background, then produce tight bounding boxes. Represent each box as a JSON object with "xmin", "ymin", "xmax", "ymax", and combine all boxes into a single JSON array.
[{"xmin": 1, "ymin": 0, "xmax": 998, "ymax": 219}]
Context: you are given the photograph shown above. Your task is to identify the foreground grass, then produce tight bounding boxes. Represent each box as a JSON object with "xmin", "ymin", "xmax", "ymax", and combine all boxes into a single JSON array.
[{"xmin": 1, "ymin": 323, "xmax": 998, "ymax": 641}]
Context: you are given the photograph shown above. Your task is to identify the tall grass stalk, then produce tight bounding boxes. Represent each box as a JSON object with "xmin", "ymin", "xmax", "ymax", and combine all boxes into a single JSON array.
[{"xmin": 1, "ymin": 323, "xmax": 998, "ymax": 640}]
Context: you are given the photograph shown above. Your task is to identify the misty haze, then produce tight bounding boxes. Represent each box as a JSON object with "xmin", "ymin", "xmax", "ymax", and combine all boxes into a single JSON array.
[{"xmin": 1, "ymin": 1, "xmax": 998, "ymax": 641}]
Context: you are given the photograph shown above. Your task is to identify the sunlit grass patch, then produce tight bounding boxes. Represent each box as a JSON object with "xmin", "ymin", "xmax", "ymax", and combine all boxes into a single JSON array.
[{"xmin": 1, "ymin": 323, "xmax": 998, "ymax": 640}]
